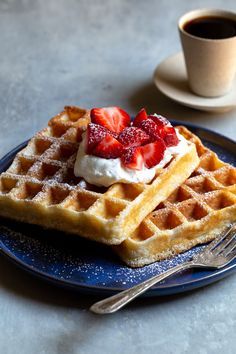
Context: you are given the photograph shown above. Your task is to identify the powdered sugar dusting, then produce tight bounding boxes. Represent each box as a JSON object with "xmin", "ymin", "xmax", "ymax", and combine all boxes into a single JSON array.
[{"xmin": 0, "ymin": 221, "xmax": 202, "ymax": 291}]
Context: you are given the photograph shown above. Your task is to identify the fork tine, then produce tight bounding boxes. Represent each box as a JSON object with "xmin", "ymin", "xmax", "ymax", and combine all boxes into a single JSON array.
[
  {"xmin": 212, "ymin": 229, "xmax": 236, "ymax": 256},
  {"xmin": 221, "ymin": 239, "xmax": 236, "ymax": 257},
  {"xmin": 201, "ymin": 224, "xmax": 234, "ymax": 254},
  {"xmin": 225, "ymin": 250, "xmax": 236, "ymax": 265}
]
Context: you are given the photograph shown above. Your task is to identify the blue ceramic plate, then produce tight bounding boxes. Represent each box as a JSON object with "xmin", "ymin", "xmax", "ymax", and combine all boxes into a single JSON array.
[{"xmin": 0, "ymin": 122, "xmax": 235, "ymax": 296}]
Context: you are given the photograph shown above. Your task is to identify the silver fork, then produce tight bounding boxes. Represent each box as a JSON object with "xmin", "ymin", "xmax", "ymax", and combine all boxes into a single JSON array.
[{"xmin": 90, "ymin": 224, "xmax": 236, "ymax": 314}]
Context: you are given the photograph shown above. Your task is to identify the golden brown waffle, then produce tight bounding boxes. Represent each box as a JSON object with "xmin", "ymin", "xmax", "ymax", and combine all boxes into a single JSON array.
[
  {"xmin": 0, "ymin": 107, "xmax": 199, "ymax": 245},
  {"xmin": 115, "ymin": 126, "xmax": 236, "ymax": 266}
]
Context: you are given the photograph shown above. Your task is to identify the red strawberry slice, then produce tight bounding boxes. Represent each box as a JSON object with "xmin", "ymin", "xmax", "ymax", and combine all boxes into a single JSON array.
[
  {"xmin": 158, "ymin": 126, "xmax": 179, "ymax": 146},
  {"xmin": 86, "ymin": 123, "xmax": 109, "ymax": 154},
  {"xmin": 140, "ymin": 118, "xmax": 162, "ymax": 141},
  {"xmin": 144, "ymin": 114, "xmax": 178, "ymax": 146},
  {"xmin": 118, "ymin": 126, "xmax": 150, "ymax": 148},
  {"xmin": 133, "ymin": 108, "xmax": 148, "ymax": 127},
  {"xmin": 93, "ymin": 135, "xmax": 124, "ymax": 159},
  {"xmin": 140, "ymin": 138, "xmax": 166, "ymax": 168},
  {"xmin": 90, "ymin": 107, "xmax": 130, "ymax": 134},
  {"xmin": 149, "ymin": 115, "xmax": 169, "ymax": 127},
  {"xmin": 121, "ymin": 147, "xmax": 143, "ymax": 170}
]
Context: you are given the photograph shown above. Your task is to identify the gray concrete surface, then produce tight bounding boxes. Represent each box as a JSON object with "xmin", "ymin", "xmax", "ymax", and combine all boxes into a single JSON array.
[{"xmin": 0, "ymin": 0, "xmax": 235, "ymax": 353}]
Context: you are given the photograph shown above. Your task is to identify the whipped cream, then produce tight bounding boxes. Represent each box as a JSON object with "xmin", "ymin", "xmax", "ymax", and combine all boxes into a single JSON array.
[{"xmin": 74, "ymin": 130, "xmax": 189, "ymax": 187}]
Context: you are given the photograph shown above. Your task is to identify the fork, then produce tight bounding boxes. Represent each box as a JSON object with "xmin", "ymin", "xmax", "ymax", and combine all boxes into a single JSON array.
[{"xmin": 90, "ymin": 224, "xmax": 236, "ymax": 314}]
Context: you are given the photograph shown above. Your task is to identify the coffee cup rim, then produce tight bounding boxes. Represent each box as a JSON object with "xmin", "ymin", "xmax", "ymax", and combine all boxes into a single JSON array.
[{"xmin": 178, "ymin": 8, "xmax": 236, "ymax": 42}]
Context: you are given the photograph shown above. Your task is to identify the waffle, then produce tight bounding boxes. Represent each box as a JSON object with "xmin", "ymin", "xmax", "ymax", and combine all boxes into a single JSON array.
[
  {"xmin": 115, "ymin": 126, "xmax": 236, "ymax": 266},
  {"xmin": 0, "ymin": 107, "xmax": 199, "ymax": 245}
]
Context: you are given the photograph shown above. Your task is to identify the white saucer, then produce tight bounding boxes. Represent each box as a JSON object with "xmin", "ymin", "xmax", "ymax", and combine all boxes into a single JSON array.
[{"xmin": 153, "ymin": 52, "xmax": 236, "ymax": 112}]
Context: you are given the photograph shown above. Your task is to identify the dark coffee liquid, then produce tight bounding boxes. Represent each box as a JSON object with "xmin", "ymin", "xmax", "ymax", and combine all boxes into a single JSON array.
[{"xmin": 184, "ymin": 16, "xmax": 236, "ymax": 39}]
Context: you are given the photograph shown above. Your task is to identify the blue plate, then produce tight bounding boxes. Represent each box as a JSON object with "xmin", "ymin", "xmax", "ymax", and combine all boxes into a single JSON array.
[{"xmin": 0, "ymin": 122, "xmax": 235, "ymax": 296}]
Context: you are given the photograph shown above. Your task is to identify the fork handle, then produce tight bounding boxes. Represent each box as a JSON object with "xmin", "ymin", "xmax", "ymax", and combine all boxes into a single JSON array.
[{"xmin": 90, "ymin": 261, "xmax": 196, "ymax": 314}]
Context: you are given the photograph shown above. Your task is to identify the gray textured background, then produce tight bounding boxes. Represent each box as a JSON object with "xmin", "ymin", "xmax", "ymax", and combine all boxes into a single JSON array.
[{"xmin": 0, "ymin": 1, "xmax": 236, "ymax": 353}]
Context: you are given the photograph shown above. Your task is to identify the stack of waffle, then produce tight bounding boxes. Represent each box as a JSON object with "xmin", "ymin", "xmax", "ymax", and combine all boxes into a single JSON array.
[
  {"xmin": 0, "ymin": 107, "xmax": 235, "ymax": 266},
  {"xmin": 115, "ymin": 126, "xmax": 236, "ymax": 266}
]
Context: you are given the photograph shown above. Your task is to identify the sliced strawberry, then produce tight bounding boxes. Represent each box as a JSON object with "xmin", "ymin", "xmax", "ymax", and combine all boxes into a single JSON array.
[
  {"xmin": 133, "ymin": 108, "xmax": 148, "ymax": 127},
  {"xmin": 86, "ymin": 123, "xmax": 109, "ymax": 154},
  {"xmin": 93, "ymin": 135, "xmax": 124, "ymax": 159},
  {"xmin": 121, "ymin": 147, "xmax": 143, "ymax": 170},
  {"xmin": 140, "ymin": 118, "xmax": 161, "ymax": 141},
  {"xmin": 90, "ymin": 107, "xmax": 130, "ymax": 134},
  {"xmin": 118, "ymin": 126, "xmax": 150, "ymax": 148},
  {"xmin": 149, "ymin": 114, "xmax": 169, "ymax": 127},
  {"xmin": 140, "ymin": 138, "xmax": 166, "ymax": 168},
  {"xmin": 158, "ymin": 126, "xmax": 179, "ymax": 146}
]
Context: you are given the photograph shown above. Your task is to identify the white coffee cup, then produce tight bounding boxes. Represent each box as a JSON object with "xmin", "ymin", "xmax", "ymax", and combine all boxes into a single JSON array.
[{"xmin": 179, "ymin": 9, "xmax": 236, "ymax": 97}]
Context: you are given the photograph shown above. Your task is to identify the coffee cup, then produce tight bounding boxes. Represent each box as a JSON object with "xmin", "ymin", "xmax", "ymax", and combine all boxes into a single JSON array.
[{"xmin": 178, "ymin": 9, "xmax": 236, "ymax": 97}]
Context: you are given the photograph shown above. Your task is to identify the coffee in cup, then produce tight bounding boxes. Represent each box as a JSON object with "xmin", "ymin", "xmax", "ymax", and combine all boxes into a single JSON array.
[{"xmin": 179, "ymin": 9, "xmax": 236, "ymax": 97}]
